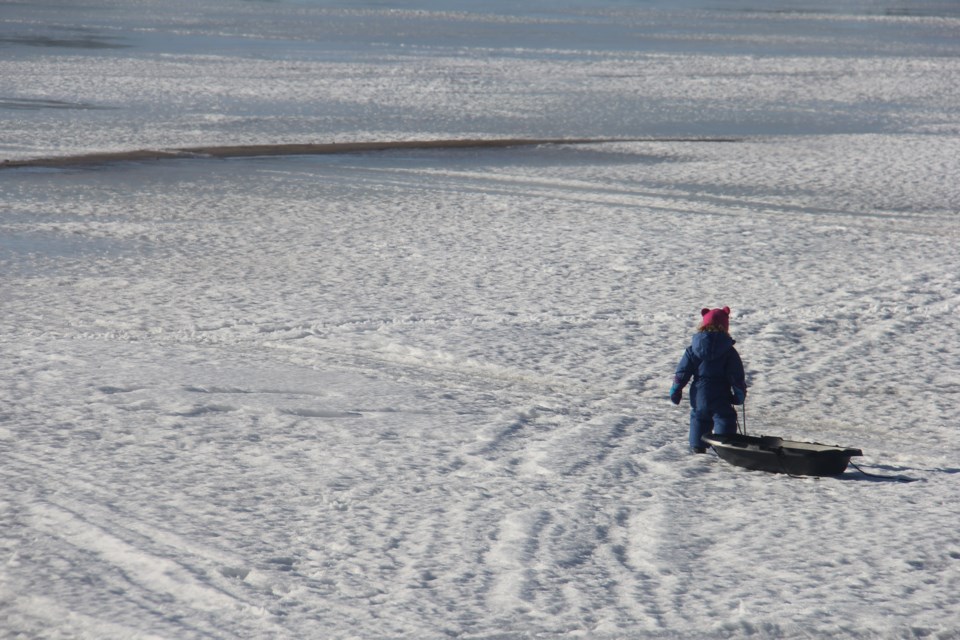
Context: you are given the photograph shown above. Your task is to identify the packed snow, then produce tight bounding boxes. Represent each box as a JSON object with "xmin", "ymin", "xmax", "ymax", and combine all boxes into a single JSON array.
[{"xmin": 1, "ymin": 0, "xmax": 959, "ymax": 638}]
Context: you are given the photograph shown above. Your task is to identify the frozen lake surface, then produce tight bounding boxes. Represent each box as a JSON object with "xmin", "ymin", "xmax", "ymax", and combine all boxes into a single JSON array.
[
  {"xmin": 2, "ymin": 1, "xmax": 960, "ymax": 639},
  {"xmin": 2, "ymin": 0, "xmax": 960, "ymax": 159}
]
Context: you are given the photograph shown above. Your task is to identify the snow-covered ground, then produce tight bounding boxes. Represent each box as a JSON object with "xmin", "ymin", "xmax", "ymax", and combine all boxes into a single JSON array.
[{"xmin": 2, "ymin": 1, "xmax": 960, "ymax": 638}]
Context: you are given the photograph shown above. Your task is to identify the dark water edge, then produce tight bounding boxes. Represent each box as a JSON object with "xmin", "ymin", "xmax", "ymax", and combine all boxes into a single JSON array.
[{"xmin": 0, "ymin": 137, "xmax": 741, "ymax": 171}]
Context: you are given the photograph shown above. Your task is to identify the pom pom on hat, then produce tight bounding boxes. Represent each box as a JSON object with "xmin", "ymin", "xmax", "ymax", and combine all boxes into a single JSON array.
[{"xmin": 700, "ymin": 306, "xmax": 731, "ymax": 331}]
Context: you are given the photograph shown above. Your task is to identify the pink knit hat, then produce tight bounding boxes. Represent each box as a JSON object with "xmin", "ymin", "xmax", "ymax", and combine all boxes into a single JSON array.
[{"xmin": 700, "ymin": 306, "xmax": 731, "ymax": 331}]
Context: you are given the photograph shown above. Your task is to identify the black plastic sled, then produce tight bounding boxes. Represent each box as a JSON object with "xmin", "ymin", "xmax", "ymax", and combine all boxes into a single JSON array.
[{"xmin": 702, "ymin": 433, "xmax": 862, "ymax": 477}]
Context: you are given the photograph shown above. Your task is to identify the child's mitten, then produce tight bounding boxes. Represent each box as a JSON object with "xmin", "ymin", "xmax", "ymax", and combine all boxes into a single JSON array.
[
  {"xmin": 732, "ymin": 386, "xmax": 746, "ymax": 405},
  {"xmin": 670, "ymin": 384, "xmax": 683, "ymax": 405}
]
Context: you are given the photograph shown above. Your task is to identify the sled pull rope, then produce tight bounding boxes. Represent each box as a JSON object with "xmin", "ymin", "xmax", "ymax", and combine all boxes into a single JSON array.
[
  {"xmin": 736, "ymin": 397, "xmax": 747, "ymax": 436},
  {"xmin": 742, "ymin": 398, "xmax": 747, "ymax": 436}
]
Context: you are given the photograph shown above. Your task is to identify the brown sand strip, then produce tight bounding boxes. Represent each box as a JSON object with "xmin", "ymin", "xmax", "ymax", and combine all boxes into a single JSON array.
[{"xmin": 1, "ymin": 137, "xmax": 740, "ymax": 170}]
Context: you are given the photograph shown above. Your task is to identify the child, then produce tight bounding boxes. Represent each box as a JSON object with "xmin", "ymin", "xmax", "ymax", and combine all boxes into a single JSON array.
[{"xmin": 670, "ymin": 306, "xmax": 747, "ymax": 453}]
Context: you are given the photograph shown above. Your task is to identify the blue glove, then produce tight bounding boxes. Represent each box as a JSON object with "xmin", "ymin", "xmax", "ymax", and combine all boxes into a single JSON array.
[
  {"xmin": 670, "ymin": 384, "xmax": 682, "ymax": 405},
  {"xmin": 732, "ymin": 386, "xmax": 746, "ymax": 405}
]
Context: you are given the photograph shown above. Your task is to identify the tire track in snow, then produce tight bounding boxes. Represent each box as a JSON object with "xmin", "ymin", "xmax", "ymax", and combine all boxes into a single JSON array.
[
  {"xmin": 2, "ymin": 449, "xmax": 283, "ymax": 638},
  {"xmin": 346, "ymin": 162, "xmax": 960, "ymax": 238},
  {"xmin": 625, "ymin": 446, "xmax": 730, "ymax": 630},
  {"xmin": 458, "ymin": 385, "xmax": 816, "ymax": 636},
  {"xmin": 454, "ymin": 399, "xmax": 686, "ymax": 634},
  {"xmin": 29, "ymin": 501, "xmax": 241, "ymax": 609}
]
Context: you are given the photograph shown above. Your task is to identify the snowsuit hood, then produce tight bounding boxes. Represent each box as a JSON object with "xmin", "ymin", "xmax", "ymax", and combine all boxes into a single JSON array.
[{"xmin": 691, "ymin": 331, "xmax": 735, "ymax": 363}]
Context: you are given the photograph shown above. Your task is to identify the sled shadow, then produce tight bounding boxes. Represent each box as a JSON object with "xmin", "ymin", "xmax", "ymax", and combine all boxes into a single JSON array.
[{"xmin": 839, "ymin": 461, "xmax": 942, "ymax": 483}]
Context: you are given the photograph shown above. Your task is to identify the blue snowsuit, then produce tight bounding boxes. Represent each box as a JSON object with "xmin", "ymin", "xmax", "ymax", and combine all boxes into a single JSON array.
[{"xmin": 672, "ymin": 331, "xmax": 747, "ymax": 449}]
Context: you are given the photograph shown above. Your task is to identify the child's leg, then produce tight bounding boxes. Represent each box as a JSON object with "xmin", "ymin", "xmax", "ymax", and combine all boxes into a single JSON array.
[
  {"xmin": 689, "ymin": 413, "xmax": 714, "ymax": 449},
  {"xmin": 712, "ymin": 406, "xmax": 738, "ymax": 435}
]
